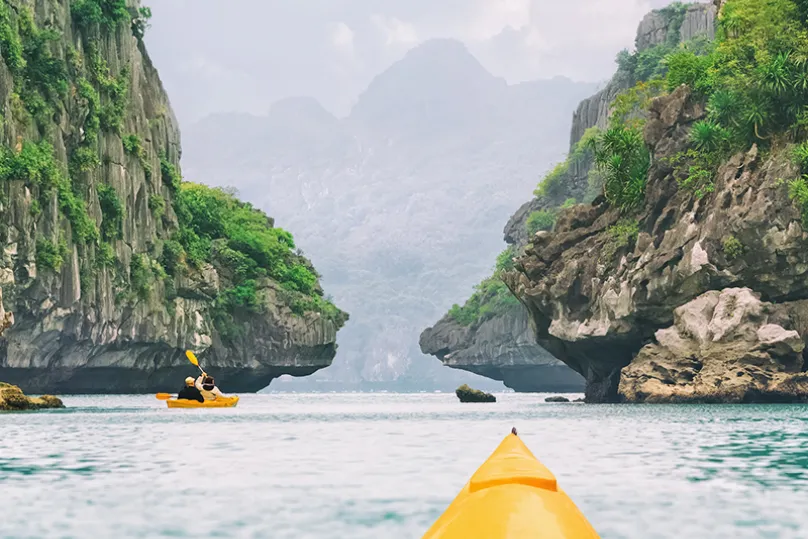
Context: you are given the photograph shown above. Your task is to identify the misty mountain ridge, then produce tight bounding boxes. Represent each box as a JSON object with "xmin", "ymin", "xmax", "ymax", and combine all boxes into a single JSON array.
[{"xmin": 182, "ymin": 38, "xmax": 597, "ymax": 389}]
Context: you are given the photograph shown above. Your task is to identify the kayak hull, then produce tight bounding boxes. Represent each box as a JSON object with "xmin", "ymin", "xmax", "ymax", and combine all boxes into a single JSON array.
[
  {"xmin": 422, "ymin": 433, "xmax": 599, "ymax": 539},
  {"xmin": 165, "ymin": 396, "xmax": 239, "ymax": 408}
]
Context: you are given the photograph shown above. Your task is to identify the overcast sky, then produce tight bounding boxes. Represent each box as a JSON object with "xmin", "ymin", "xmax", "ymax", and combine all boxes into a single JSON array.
[{"xmin": 145, "ymin": 0, "xmax": 689, "ymax": 126}]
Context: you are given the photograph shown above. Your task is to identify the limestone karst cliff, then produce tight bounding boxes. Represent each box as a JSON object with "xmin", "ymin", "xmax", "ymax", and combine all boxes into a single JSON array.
[
  {"xmin": 0, "ymin": 0, "xmax": 345, "ymax": 394},
  {"xmin": 507, "ymin": 0, "xmax": 808, "ymax": 403},
  {"xmin": 419, "ymin": 2, "xmax": 716, "ymax": 393}
]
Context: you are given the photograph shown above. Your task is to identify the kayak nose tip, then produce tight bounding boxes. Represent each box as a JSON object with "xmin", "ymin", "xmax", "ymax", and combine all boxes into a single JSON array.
[{"xmin": 511, "ymin": 427, "xmax": 518, "ymax": 436}]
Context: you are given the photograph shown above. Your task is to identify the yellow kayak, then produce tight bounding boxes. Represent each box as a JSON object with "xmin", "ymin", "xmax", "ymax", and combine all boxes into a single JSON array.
[
  {"xmin": 422, "ymin": 430, "xmax": 599, "ymax": 539},
  {"xmin": 164, "ymin": 396, "xmax": 239, "ymax": 408}
]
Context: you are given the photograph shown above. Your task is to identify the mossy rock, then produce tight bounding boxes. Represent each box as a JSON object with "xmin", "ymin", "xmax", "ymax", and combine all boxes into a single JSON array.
[
  {"xmin": 456, "ymin": 384, "xmax": 496, "ymax": 403},
  {"xmin": 0, "ymin": 383, "xmax": 65, "ymax": 411}
]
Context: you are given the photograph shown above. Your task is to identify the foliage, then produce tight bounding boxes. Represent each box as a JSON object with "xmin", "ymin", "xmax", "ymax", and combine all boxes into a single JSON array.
[
  {"xmin": 561, "ymin": 198, "xmax": 577, "ymax": 208},
  {"xmin": 572, "ymin": 127, "xmax": 600, "ymax": 163},
  {"xmin": 526, "ymin": 210, "xmax": 556, "ymax": 235},
  {"xmin": 667, "ymin": 0, "xmax": 808, "ymax": 146},
  {"xmin": 793, "ymin": 141, "xmax": 808, "ymax": 172},
  {"xmin": 0, "ymin": 5, "xmax": 69, "ymax": 129},
  {"xmin": 148, "ymin": 193, "xmax": 165, "ymax": 218},
  {"xmin": 86, "ymin": 44, "xmax": 129, "ymax": 133},
  {"xmin": 495, "ymin": 246, "xmax": 516, "ymax": 273},
  {"xmin": 722, "ymin": 235, "xmax": 744, "ymax": 259},
  {"xmin": 71, "ymin": 0, "xmax": 130, "ymax": 31},
  {"xmin": 611, "ymin": 79, "xmax": 666, "ymax": 128},
  {"xmin": 0, "ymin": 142, "xmax": 97, "ymax": 243},
  {"xmin": 589, "ymin": 125, "xmax": 650, "ymax": 212},
  {"xmin": 534, "ymin": 161, "xmax": 569, "ymax": 198},
  {"xmin": 666, "ymin": 49, "xmax": 713, "ymax": 93},
  {"xmin": 788, "ymin": 175, "xmax": 808, "ymax": 226},
  {"xmin": 95, "ymin": 242, "xmax": 115, "ymax": 268},
  {"xmin": 160, "ymin": 155, "xmax": 181, "ymax": 191},
  {"xmin": 70, "ymin": 145, "xmax": 100, "ymax": 174},
  {"xmin": 602, "ymin": 219, "xmax": 640, "ymax": 261},
  {"xmin": 173, "ymin": 183, "xmax": 336, "ymax": 317},
  {"xmin": 447, "ymin": 246, "xmax": 521, "ymax": 326},
  {"xmin": 615, "ymin": 3, "xmax": 688, "ymax": 84},
  {"xmin": 160, "ymin": 239, "xmax": 185, "ymax": 275},
  {"xmin": 122, "ymin": 134, "xmax": 143, "ymax": 156},
  {"xmin": 97, "ymin": 184, "xmax": 124, "ymax": 241},
  {"xmin": 447, "ymin": 278, "xmax": 519, "ymax": 326},
  {"xmin": 0, "ymin": 5, "xmax": 25, "ymax": 73},
  {"xmin": 129, "ymin": 253, "xmax": 164, "ymax": 299},
  {"xmin": 36, "ymin": 238, "xmax": 67, "ymax": 272},
  {"xmin": 131, "ymin": 6, "xmax": 152, "ymax": 39}
]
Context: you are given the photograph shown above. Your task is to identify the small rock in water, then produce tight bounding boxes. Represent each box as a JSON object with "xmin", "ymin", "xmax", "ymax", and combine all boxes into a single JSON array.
[
  {"xmin": 456, "ymin": 384, "xmax": 496, "ymax": 403},
  {"xmin": 573, "ymin": 398, "xmax": 585, "ymax": 402},
  {"xmin": 545, "ymin": 396, "xmax": 570, "ymax": 403},
  {"xmin": 0, "ymin": 382, "xmax": 64, "ymax": 411}
]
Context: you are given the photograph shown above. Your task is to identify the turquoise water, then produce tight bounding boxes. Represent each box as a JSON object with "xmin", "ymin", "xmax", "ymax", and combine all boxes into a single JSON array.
[{"xmin": 2, "ymin": 393, "xmax": 808, "ymax": 538}]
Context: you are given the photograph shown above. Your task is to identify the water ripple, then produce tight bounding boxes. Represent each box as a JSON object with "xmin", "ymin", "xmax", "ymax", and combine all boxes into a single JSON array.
[{"xmin": 2, "ymin": 394, "xmax": 808, "ymax": 538}]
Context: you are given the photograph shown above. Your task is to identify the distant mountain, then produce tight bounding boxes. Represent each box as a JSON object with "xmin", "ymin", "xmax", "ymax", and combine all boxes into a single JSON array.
[{"xmin": 181, "ymin": 39, "xmax": 597, "ymax": 390}]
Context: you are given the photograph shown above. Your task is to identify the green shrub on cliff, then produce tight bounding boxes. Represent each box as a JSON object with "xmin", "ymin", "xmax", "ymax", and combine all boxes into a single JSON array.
[
  {"xmin": 448, "ymin": 246, "xmax": 520, "ymax": 326},
  {"xmin": 669, "ymin": 0, "xmax": 808, "ymax": 147},
  {"xmin": 72, "ymin": 0, "xmax": 130, "ymax": 31},
  {"xmin": 97, "ymin": 184, "xmax": 124, "ymax": 241},
  {"xmin": 589, "ymin": 125, "xmax": 650, "ymax": 212},
  {"xmin": 448, "ymin": 278, "xmax": 520, "ymax": 326},
  {"xmin": 526, "ymin": 210, "xmax": 555, "ymax": 235},
  {"xmin": 36, "ymin": 238, "xmax": 68, "ymax": 272},
  {"xmin": 0, "ymin": 141, "xmax": 97, "ymax": 244},
  {"xmin": 172, "ymin": 183, "xmax": 337, "ymax": 319},
  {"xmin": 601, "ymin": 218, "xmax": 640, "ymax": 261}
]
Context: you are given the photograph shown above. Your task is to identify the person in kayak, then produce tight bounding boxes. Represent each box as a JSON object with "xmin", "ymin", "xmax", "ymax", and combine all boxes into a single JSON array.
[
  {"xmin": 195, "ymin": 373, "xmax": 225, "ymax": 401},
  {"xmin": 177, "ymin": 377, "xmax": 204, "ymax": 402}
]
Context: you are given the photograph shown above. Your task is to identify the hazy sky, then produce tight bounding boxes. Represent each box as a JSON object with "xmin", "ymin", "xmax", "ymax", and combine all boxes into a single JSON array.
[{"xmin": 145, "ymin": 0, "xmax": 690, "ymax": 125}]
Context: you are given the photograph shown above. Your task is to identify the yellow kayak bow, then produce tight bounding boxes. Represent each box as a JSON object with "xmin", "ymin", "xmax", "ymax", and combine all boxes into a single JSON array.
[{"xmin": 422, "ymin": 430, "xmax": 599, "ymax": 539}]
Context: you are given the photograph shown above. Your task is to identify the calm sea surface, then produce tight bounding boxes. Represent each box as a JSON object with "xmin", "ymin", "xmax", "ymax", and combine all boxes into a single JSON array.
[{"xmin": 2, "ymin": 393, "xmax": 808, "ymax": 538}]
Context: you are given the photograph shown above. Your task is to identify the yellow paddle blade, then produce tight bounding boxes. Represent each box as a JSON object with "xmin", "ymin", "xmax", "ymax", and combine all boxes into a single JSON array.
[
  {"xmin": 155, "ymin": 393, "xmax": 172, "ymax": 400},
  {"xmin": 185, "ymin": 350, "xmax": 199, "ymax": 366}
]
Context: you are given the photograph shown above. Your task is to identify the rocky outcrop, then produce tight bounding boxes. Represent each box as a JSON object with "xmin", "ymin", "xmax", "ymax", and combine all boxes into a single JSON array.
[
  {"xmin": 420, "ymin": 305, "xmax": 584, "ymax": 392},
  {"xmin": 0, "ymin": 0, "xmax": 344, "ymax": 394},
  {"xmin": 507, "ymin": 85, "xmax": 808, "ymax": 402},
  {"xmin": 635, "ymin": 3, "xmax": 716, "ymax": 51},
  {"xmin": 569, "ymin": 3, "xmax": 716, "ymax": 189},
  {"xmin": 620, "ymin": 288, "xmax": 808, "ymax": 403},
  {"xmin": 545, "ymin": 396, "xmax": 570, "ymax": 402},
  {"xmin": 456, "ymin": 384, "xmax": 496, "ymax": 403},
  {"xmin": 0, "ymin": 382, "xmax": 64, "ymax": 410},
  {"xmin": 421, "ymin": 4, "xmax": 717, "ymax": 393}
]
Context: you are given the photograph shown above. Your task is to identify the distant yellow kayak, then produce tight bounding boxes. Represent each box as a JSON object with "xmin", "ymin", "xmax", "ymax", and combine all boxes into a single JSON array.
[
  {"xmin": 164, "ymin": 396, "xmax": 239, "ymax": 409},
  {"xmin": 422, "ymin": 430, "xmax": 599, "ymax": 539}
]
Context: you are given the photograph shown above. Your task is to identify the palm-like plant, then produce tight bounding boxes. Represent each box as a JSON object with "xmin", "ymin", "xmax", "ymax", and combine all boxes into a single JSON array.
[
  {"xmin": 691, "ymin": 120, "xmax": 732, "ymax": 152},
  {"xmin": 707, "ymin": 89, "xmax": 740, "ymax": 125},
  {"xmin": 592, "ymin": 126, "xmax": 650, "ymax": 212},
  {"xmin": 759, "ymin": 52, "xmax": 793, "ymax": 96}
]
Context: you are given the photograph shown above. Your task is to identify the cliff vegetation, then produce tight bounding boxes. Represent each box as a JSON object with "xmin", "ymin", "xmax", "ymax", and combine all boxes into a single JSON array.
[{"xmin": 0, "ymin": 0, "xmax": 345, "ymax": 394}]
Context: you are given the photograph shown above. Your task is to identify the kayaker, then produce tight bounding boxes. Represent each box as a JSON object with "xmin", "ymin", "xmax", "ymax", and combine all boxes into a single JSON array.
[
  {"xmin": 177, "ymin": 377, "xmax": 204, "ymax": 403},
  {"xmin": 195, "ymin": 373, "xmax": 225, "ymax": 401}
]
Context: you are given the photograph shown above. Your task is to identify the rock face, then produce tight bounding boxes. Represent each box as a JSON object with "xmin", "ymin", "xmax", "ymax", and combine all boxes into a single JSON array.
[
  {"xmin": 420, "ymin": 5, "xmax": 717, "ymax": 393},
  {"xmin": 456, "ymin": 384, "xmax": 496, "ymax": 403},
  {"xmin": 620, "ymin": 288, "xmax": 808, "ymax": 403},
  {"xmin": 507, "ymin": 84, "xmax": 808, "ymax": 403},
  {"xmin": 0, "ymin": 382, "xmax": 64, "ymax": 410},
  {"xmin": 635, "ymin": 3, "xmax": 716, "ymax": 51},
  {"xmin": 420, "ymin": 305, "xmax": 584, "ymax": 392},
  {"xmin": 0, "ymin": 0, "xmax": 344, "ymax": 394}
]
